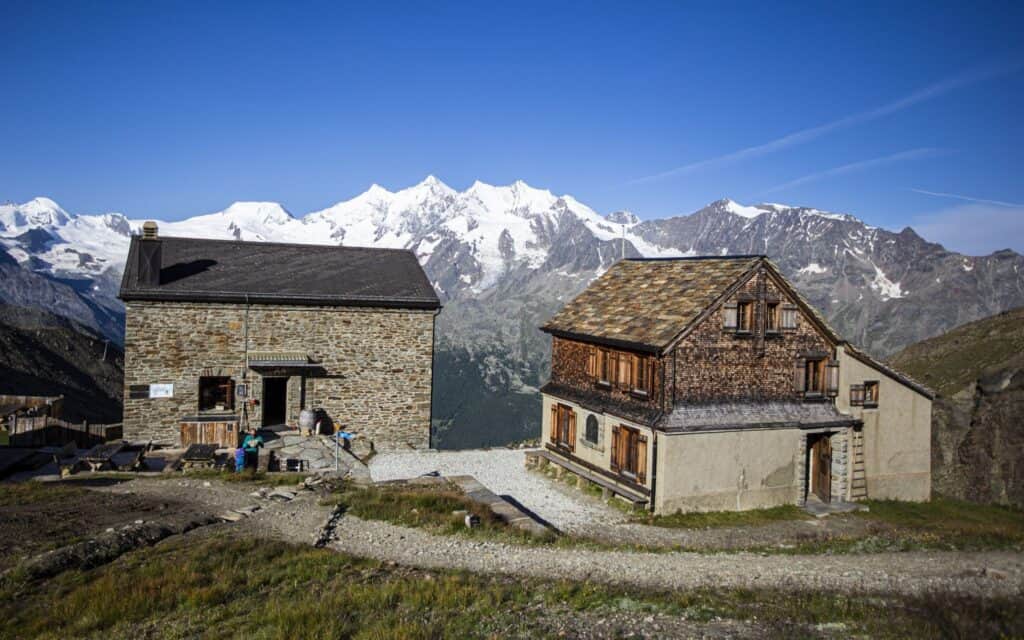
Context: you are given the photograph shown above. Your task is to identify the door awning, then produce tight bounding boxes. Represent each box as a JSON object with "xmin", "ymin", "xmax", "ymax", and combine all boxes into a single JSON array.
[{"xmin": 247, "ymin": 351, "xmax": 314, "ymax": 367}]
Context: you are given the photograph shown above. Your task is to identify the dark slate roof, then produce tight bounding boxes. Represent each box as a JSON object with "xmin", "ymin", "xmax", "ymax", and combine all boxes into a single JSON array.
[
  {"xmin": 118, "ymin": 236, "xmax": 440, "ymax": 310},
  {"xmin": 662, "ymin": 402, "xmax": 858, "ymax": 434},
  {"xmin": 541, "ymin": 256, "xmax": 762, "ymax": 351}
]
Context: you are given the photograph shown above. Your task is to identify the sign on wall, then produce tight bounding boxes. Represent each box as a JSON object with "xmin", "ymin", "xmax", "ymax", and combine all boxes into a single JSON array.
[{"xmin": 149, "ymin": 384, "xmax": 174, "ymax": 399}]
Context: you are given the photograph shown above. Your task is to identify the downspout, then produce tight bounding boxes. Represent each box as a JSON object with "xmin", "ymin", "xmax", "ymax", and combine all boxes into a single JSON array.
[
  {"xmin": 428, "ymin": 310, "xmax": 438, "ymax": 450},
  {"xmin": 241, "ymin": 294, "xmax": 250, "ymax": 431}
]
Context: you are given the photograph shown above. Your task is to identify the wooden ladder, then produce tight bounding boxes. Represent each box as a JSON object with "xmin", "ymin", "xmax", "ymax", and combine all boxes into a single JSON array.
[{"xmin": 850, "ymin": 428, "xmax": 868, "ymax": 500}]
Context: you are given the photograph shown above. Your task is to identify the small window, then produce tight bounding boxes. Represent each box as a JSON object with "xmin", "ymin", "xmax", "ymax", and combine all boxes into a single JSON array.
[
  {"xmin": 596, "ymin": 349, "xmax": 611, "ymax": 385},
  {"xmin": 804, "ymin": 358, "xmax": 827, "ymax": 395},
  {"xmin": 199, "ymin": 377, "xmax": 234, "ymax": 412},
  {"xmin": 736, "ymin": 301, "xmax": 754, "ymax": 332},
  {"xmin": 766, "ymin": 302, "xmax": 780, "ymax": 332},
  {"xmin": 863, "ymin": 381, "xmax": 879, "ymax": 407},
  {"xmin": 584, "ymin": 414, "xmax": 600, "ymax": 444}
]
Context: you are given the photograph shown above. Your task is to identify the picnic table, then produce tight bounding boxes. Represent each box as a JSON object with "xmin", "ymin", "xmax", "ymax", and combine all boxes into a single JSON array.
[
  {"xmin": 80, "ymin": 442, "xmax": 125, "ymax": 472},
  {"xmin": 180, "ymin": 443, "xmax": 219, "ymax": 470}
]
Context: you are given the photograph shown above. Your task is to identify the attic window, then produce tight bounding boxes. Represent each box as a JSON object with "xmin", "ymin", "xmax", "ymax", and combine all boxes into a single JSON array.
[
  {"xmin": 736, "ymin": 301, "xmax": 754, "ymax": 333},
  {"xmin": 796, "ymin": 358, "xmax": 839, "ymax": 398},
  {"xmin": 766, "ymin": 302, "xmax": 780, "ymax": 333}
]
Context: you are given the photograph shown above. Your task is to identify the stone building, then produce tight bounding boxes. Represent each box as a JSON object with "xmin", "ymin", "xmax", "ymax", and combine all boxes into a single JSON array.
[
  {"xmin": 538, "ymin": 256, "xmax": 933, "ymax": 514},
  {"xmin": 118, "ymin": 222, "xmax": 440, "ymax": 450}
]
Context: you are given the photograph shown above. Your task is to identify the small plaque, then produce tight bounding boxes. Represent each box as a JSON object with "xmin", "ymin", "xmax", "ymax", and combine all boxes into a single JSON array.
[
  {"xmin": 235, "ymin": 383, "xmax": 248, "ymax": 398},
  {"xmin": 149, "ymin": 383, "xmax": 174, "ymax": 399}
]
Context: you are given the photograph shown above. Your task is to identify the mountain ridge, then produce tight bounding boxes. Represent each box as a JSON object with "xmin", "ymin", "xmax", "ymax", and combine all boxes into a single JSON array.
[{"xmin": 3, "ymin": 178, "xmax": 1023, "ymax": 447}]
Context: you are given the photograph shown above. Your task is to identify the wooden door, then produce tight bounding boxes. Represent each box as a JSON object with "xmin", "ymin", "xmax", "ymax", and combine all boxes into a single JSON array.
[{"xmin": 813, "ymin": 435, "xmax": 832, "ymax": 502}]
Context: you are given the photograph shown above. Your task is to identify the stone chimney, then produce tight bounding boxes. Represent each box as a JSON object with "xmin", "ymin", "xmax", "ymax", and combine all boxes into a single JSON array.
[{"xmin": 137, "ymin": 221, "xmax": 162, "ymax": 287}]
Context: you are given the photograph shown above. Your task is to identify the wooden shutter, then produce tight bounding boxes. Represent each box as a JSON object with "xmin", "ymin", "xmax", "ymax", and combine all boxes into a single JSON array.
[
  {"xmin": 723, "ymin": 302, "xmax": 738, "ymax": 330},
  {"xmin": 850, "ymin": 384, "xmax": 864, "ymax": 406},
  {"xmin": 636, "ymin": 433, "xmax": 648, "ymax": 484},
  {"xmin": 568, "ymin": 411, "xmax": 576, "ymax": 452},
  {"xmin": 794, "ymin": 359, "xmax": 807, "ymax": 394},
  {"xmin": 586, "ymin": 350, "xmax": 597, "ymax": 377},
  {"xmin": 618, "ymin": 355, "xmax": 630, "ymax": 389},
  {"xmin": 826, "ymin": 362, "xmax": 840, "ymax": 396},
  {"xmin": 610, "ymin": 425, "xmax": 621, "ymax": 472},
  {"xmin": 549, "ymin": 404, "xmax": 558, "ymax": 443},
  {"xmin": 781, "ymin": 305, "xmax": 798, "ymax": 330}
]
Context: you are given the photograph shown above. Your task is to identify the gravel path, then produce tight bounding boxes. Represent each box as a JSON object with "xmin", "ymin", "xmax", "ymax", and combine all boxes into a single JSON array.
[
  {"xmin": 370, "ymin": 449, "xmax": 625, "ymax": 532},
  {"xmin": 329, "ymin": 514, "xmax": 1024, "ymax": 598}
]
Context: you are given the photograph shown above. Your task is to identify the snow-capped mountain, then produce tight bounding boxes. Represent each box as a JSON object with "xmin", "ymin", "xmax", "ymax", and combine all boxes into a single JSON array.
[{"xmin": 3, "ymin": 180, "xmax": 1023, "ymax": 447}]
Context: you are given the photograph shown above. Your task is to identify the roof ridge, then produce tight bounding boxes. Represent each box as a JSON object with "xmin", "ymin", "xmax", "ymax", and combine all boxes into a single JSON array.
[
  {"xmin": 137, "ymin": 234, "xmax": 418, "ymax": 255},
  {"xmin": 625, "ymin": 254, "xmax": 765, "ymax": 262}
]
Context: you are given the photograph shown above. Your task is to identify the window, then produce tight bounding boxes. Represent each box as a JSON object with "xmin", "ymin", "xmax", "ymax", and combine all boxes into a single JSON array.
[
  {"xmin": 199, "ymin": 377, "xmax": 234, "ymax": 412},
  {"xmin": 584, "ymin": 414, "xmax": 600, "ymax": 444},
  {"xmin": 598, "ymin": 349, "xmax": 611, "ymax": 385},
  {"xmin": 780, "ymin": 305, "xmax": 798, "ymax": 330},
  {"xmin": 796, "ymin": 358, "xmax": 838, "ymax": 397},
  {"xmin": 632, "ymin": 355, "xmax": 652, "ymax": 396},
  {"xmin": 550, "ymin": 403, "xmax": 576, "ymax": 452},
  {"xmin": 863, "ymin": 381, "xmax": 879, "ymax": 407},
  {"xmin": 610, "ymin": 425, "xmax": 648, "ymax": 484},
  {"xmin": 736, "ymin": 301, "xmax": 754, "ymax": 332},
  {"xmin": 766, "ymin": 302, "xmax": 780, "ymax": 332},
  {"xmin": 805, "ymin": 358, "xmax": 827, "ymax": 395}
]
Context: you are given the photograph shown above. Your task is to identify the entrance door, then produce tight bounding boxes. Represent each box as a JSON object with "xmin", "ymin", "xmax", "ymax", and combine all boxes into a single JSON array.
[
  {"xmin": 811, "ymin": 435, "xmax": 832, "ymax": 502},
  {"xmin": 262, "ymin": 378, "xmax": 288, "ymax": 427}
]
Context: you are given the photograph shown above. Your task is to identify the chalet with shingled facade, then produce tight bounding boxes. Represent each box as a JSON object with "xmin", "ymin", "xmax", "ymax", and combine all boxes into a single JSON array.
[{"xmin": 538, "ymin": 256, "xmax": 933, "ymax": 514}]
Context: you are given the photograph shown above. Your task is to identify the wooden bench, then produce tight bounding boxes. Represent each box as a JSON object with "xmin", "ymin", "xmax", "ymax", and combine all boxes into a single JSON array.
[{"xmin": 526, "ymin": 449, "xmax": 648, "ymax": 507}]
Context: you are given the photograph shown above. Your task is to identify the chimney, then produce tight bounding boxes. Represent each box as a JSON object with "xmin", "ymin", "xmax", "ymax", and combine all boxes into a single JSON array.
[{"xmin": 137, "ymin": 221, "xmax": 162, "ymax": 287}]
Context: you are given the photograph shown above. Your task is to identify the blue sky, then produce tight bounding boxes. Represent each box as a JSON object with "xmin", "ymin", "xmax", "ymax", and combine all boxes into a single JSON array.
[{"xmin": 2, "ymin": 1, "xmax": 1022, "ymax": 254}]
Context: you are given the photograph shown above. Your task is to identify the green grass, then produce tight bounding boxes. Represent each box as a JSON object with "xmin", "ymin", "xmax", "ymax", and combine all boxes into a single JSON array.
[
  {"xmin": 0, "ymin": 481, "xmax": 87, "ymax": 507},
  {"xmin": 637, "ymin": 504, "xmax": 810, "ymax": 529},
  {"xmin": 174, "ymin": 469, "xmax": 310, "ymax": 487},
  {"xmin": 332, "ymin": 482, "xmax": 556, "ymax": 544},
  {"xmin": 0, "ymin": 534, "xmax": 1020, "ymax": 639}
]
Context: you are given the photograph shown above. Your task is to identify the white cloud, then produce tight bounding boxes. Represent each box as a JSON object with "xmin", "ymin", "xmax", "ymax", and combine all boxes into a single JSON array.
[
  {"xmin": 764, "ymin": 148, "xmax": 943, "ymax": 193},
  {"xmin": 914, "ymin": 204, "xmax": 1024, "ymax": 256},
  {"xmin": 627, "ymin": 59, "xmax": 1023, "ymax": 185}
]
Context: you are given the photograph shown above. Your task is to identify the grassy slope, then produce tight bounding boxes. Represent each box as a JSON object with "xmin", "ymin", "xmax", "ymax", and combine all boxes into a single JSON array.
[
  {"xmin": 889, "ymin": 306, "xmax": 1024, "ymax": 397},
  {"xmin": 2, "ymin": 534, "xmax": 1021, "ymax": 640}
]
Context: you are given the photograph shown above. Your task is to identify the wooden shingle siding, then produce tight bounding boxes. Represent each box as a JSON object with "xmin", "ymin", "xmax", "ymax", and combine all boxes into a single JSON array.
[{"xmin": 670, "ymin": 272, "xmax": 834, "ymax": 404}]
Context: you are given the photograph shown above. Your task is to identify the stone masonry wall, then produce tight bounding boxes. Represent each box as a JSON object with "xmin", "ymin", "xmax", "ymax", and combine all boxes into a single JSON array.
[
  {"xmin": 123, "ymin": 301, "xmax": 436, "ymax": 450},
  {"xmin": 670, "ymin": 270, "xmax": 834, "ymax": 403}
]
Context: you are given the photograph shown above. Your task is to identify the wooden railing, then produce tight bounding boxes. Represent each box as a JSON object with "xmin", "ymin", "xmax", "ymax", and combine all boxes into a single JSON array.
[{"xmin": 4, "ymin": 416, "xmax": 122, "ymax": 448}]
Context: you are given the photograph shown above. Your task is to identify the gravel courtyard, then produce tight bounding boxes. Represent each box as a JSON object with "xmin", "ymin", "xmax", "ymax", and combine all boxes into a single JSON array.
[{"xmin": 369, "ymin": 448, "xmax": 626, "ymax": 533}]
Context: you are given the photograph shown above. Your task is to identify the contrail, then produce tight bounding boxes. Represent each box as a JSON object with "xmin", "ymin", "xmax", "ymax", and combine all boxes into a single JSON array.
[{"xmin": 627, "ymin": 59, "xmax": 1023, "ymax": 185}]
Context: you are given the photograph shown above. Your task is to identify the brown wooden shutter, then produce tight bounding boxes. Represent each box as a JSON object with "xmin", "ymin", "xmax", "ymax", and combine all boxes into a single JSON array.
[
  {"xmin": 782, "ymin": 304, "xmax": 798, "ymax": 330},
  {"xmin": 586, "ymin": 350, "xmax": 597, "ymax": 377},
  {"xmin": 794, "ymin": 359, "xmax": 807, "ymax": 394},
  {"xmin": 568, "ymin": 411, "xmax": 576, "ymax": 452},
  {"xmin": 723, "ymin": 302, "xmax": 738, "ymax": 330},
  {"xmin": 850, "ymin": 384, "xmax": 864, "ymax": 406},
  {"xmin": 827, "ymin": 362, "xmax": 840, "ymax": 397},
  {"xmin": 636, "ymin": 433, "xmax": 648, "ymax": 484},
  {"xmin": 610, "ymin": 425, "xmax": 621, "ymax": 471},
  {"xmin": 549, "ymin": 405, "xmax": 558, "ymax": 443},
  {"xmin": 618, "ymin": 355, "xmax": 630, "ymax": 389}
]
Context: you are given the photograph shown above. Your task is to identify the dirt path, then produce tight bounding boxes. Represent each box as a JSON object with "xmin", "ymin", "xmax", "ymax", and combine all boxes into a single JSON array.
[
  {"xmin": 83, "ymin": 477, "xmax": 1024, "ymax": 599},
  {"xmin": 326, "ymin": 514, "xmax": 1024, "ymax": 598}
]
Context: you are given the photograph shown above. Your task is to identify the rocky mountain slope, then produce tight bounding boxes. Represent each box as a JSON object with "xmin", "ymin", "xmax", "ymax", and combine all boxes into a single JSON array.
[
  {"xmin": 2, "ymin": 180, "xmax": 1023, "ymax": 447},
  {"xmin": 891, "ymin": 307, "xmax": 1024, "ymax": 507},
  {"xmin": 0, "ymin": 304, "xmax": 124, "ymax": 424}
]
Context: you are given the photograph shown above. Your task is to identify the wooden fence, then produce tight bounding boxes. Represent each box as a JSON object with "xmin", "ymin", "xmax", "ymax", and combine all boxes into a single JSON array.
[{"xmin": 4, "ymin": 416, "xmax": 122, "ymax": 448}]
